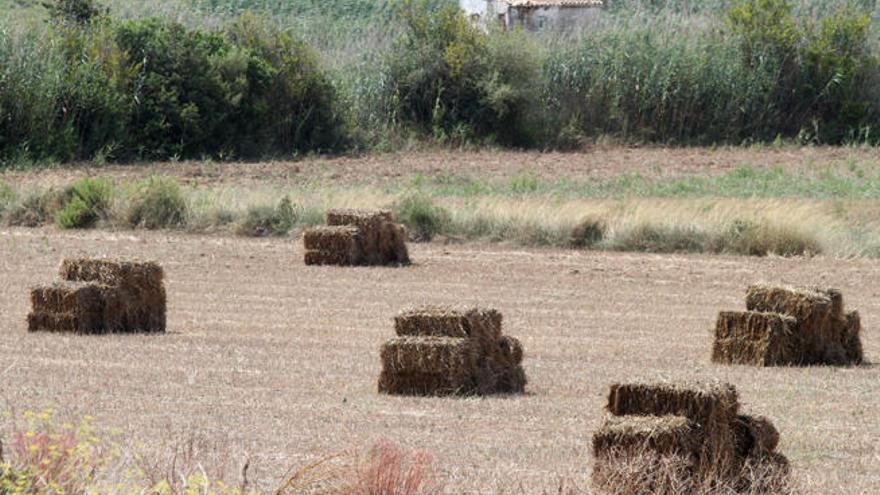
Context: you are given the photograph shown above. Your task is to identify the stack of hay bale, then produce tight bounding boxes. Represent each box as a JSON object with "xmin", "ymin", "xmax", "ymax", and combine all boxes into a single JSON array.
[
  {"xmin": 28, "ymin": 258, "xmax": 166, "ymax": 334},
  {"xmin": 712, "ymin": 284, "xmax": 863, "ymax": 366},
  {"xmin": 303, "ymin": 208, "xmax": 409, "ymax": 266},
  {"xmin": 592, "ymin": 381, "xmax": 787, "ymax": 493},
  {"xmin": 378, "ymin": 306, "xmax": 526, "ymax": 395}
]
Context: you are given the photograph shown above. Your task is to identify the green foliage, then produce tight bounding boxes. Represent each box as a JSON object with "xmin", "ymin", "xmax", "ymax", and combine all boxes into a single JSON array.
[
  {"xmin": 125, "ymin": 176, "xmax": 187, "ymax": 229},
  {"xmin": 43, "ymin": 0, "xmax": 108, "ymax": 26},
  {"xmin": 392, "ymin": 193, "xmax": 449, "ymax": 241},
  {"xmin": 387, "ymin": 0, "xmax": 541, "ymax": 145},
  {"xmin": 0, "ymin": 181, "xmax": 15, "ymax": 214},
  {"xmin": 55, "ymin": 177, "xmax": 112, "ymax": 229},
  {"xmin": 610, "ymin": 223, "xmax": 709, "ymax": 253},
  {"xmin": 714, "ymin": 219, "xmax": 821, "ymax": 256},
  {"xmin": 235, "ymin": 196, "xmax": 298, "ymax": 236}
]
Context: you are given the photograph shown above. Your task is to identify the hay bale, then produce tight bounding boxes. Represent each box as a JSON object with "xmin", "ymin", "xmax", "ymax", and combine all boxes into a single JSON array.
[
  {"xmin": 57, "ymin": 258, "xmax": 166, "ymax": 333},
  {"xmin": 843, "ymin": 310, "xmax": 864, "ymax": 365},
  {"xmin": 378, "ymin": 336, "xmax": 479, "ymax": 395},
  {"xmin": 326, "ymin": 208, "xmax": 393, "ymax": 227},
  {"xmin": 607, "ymin": 381, "xmax": 740, "ymax": 480},
  {"xmin": 59, "ymin": 258, "xmax": 163, "ymax": 288},
  {"xmin": 712, "ymin": 311, "xmax": 800, "ymax": 366},
  {"xmin": 733, "ymin": 415, "xmax": 780, "ymax": 458},
  {"xmin": 377, "ymin": 222, "xmax": 410, "ymax": 265},
  {"xmin": 303, "ymin": 226, "xmax": 362, "ymax": 252},
  {"xmin": 745, "ymin": 284, "xmax": 847, "ymax": 364},
  {"xmin": 394, "ymin": 305, "xmax": 502, "ymax": 342},
  {"xmin": 592, "ymin": 416, "xmax": 698, "ymax": 495},
  {"xmin": 304, "ymin": 250, "xmax": 358, "ymax": 266},
  {"xmin": 593, "ymin": 415, "xmax": 701, "ymax": 459},
  {"xmin": 28, "ymin": 282, "xmax": 110, "ymax": 333}
]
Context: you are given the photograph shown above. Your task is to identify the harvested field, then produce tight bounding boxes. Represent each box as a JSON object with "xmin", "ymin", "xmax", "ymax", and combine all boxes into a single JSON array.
[{"xmin": 0, "ymin": 228, "xmax": 878, "ymax": 493}]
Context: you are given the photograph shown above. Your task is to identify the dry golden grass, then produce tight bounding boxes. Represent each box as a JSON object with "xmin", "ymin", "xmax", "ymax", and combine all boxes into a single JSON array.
[{"xmin": 0, "ymin": 228, "xmax": 877, "ymax": 493}]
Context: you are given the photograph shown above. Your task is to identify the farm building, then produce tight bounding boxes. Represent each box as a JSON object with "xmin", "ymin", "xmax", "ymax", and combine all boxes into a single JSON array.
[{"xmin": 460, "ymin": 0, "xmax": 603, "ymax": 31}]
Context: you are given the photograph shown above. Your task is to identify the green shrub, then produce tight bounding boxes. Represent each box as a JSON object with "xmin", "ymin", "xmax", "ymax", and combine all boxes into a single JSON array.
[
  {"xmin": 392, "ymin": 193, "xmax": 449, "ymax": 241},
  {"xmin": 0, "ymin": 181, "xmax": 15, "ymax": 215},
  {"xmin": 235, "ymin": 196, "xmax": 298, "ymax": 236},
  {"xmin": 714, "ymin": 219, "xmax": 821, "ymax": 256},
  {"xmin": 609, "ymin": 223, "xmax": 709, "ymax": 253},
  {"xmin": 386, "ymin": 0, "xmax": 541, "ymax": 145},
  {"xmin": 125, "ymin": 177, "xmax": 187, "ymax": 229},
  {"xmin": 55, "ymin": 177, "xmax": 112, "ymax": 229},
  {"xmin": 5, "ymin": 189, "xmax": 68, "ymax": 227}
]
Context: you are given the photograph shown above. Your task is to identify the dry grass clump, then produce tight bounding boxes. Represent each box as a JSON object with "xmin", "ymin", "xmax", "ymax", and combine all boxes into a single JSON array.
[
  {"xmin": 303, "ymin": 208, "xmax": 409, "ymax": 266},
  {"xmin": 712, "ymin": 284, "xmax": 864, "ymax": 366},
  {"xmin": 593, "ymin": 381, "xmax": 789, "ymax": 494},
  {"xmin": 378, "ymin": 305, "xmax": 526, "ymax": 396},
  {"xmin": 28, "ymin": 258, "xmax": 166, "ymax": 334}
]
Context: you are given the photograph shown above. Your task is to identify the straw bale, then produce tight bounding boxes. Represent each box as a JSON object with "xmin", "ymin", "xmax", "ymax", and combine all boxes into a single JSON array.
[
  {"xmin": 56, "ymin": 258, "xmax": 166, "ymax": 333},
  {"xmin": 304, "ymin": 250, "xmax": 359, "ymax": 266},
  {"xmin": 377, "ymin": 370, "xmax": 461, "ymax": 396},
  {"xmin": 843, "ymin": 310, "xmax": 864, "ymax": 365},
  {"xmin": 326, "ymin": 208, "xmax": 394, "ymax": 227},
  {"xmin": 491, "ymin": 365, "xmax": 527, "ymax": 394},
  {"xmin": 27, "ymin": 310, "xmax": 106, "ymax": 334},
  {"xmin": 733, "ymin": 415, "xmax": 779, "ymax": 458},
  {"xmin": 377, "ymin": 222, "xmax": 410, "ymax": 265},
  {"xmin": 380, "ymin": 336, "xmax": 478, "ymax": 375},
  {"xmin": 303, "ymin": 226, "xmax": 362, "ymax": 254},
  {"xmin": 30, "ymin": 282, "xmax": 107, "ymax": 315},
  {"xmin": 394, "ymin": 305, "xmax": 502, "ymax": 342},
  {"xmin": 745, "ymin": 284, "xmax": 847, "ymax": 364},
  {"xmin": 607, "ymin": 381, "xmax": 740, "ymax": 480},
  {"xmin": 712, "ymin": 311, "xmax": 799, "ymax": 366},
  {"xmin": 59, "ymin": 258, "xmax": 163, "ymax": 288},
  {"xmin": 593, "ymin": 415, "xmax": 700, "ymax": 459}
]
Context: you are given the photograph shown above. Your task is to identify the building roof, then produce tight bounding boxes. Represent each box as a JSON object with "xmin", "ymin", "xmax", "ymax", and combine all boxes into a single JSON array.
[{"xmin": 508, "ymin": 0, "xmax": 602, "ymax": 7}]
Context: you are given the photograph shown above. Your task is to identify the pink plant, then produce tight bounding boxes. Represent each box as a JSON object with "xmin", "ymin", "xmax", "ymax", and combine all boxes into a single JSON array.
[{"xmin": 352, "ymin": 439, "xmax": 443, "ymax": 495}]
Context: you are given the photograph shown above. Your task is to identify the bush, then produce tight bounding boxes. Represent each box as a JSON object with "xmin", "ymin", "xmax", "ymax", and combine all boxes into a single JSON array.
[
  {"xmin": 5, "ymin": 189, "xmax": 68, "ymax": 227},
  {"xmin": 55, "ymin": 177, "xmax": 112, "ymax": 229},
  {"xmin": 0, "ymin": 181, "xmax": 15, "ymax": 216},
  {"xmin": 125, "ymin": 177, "xmax": 187, "ymax": 229},
  {"xmin": 714, "ymin": 219, "xmax": 821, "ymax": 256},
  {"xmin": 386, "ymin": 0, "xmax": 541, "ymax": 145},
  {"xmin": 610, "ymin": 223, "xmax": 709, "ymax": 253},
  {"xmin": 569, "ymin": 216, "xmax": 606, "ymax": 248},
  {"xmin": 235, "ymin": 196, "xmax": 298, "ymax": 236},
  {"xmin": 392, "ymin": 193, "xmax": 449, "ymax": 241}
]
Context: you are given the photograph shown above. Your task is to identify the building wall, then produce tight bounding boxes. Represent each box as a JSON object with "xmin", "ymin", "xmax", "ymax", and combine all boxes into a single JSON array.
[{"xmin": 509, "ymin": 6, "xmax": 602, "ymax": 31}]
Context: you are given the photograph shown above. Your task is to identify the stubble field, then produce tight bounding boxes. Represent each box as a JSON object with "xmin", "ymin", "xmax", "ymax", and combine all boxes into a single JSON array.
[{"xmin": 1, "ymin": 223, "xmax": 878, "ymax": 493}]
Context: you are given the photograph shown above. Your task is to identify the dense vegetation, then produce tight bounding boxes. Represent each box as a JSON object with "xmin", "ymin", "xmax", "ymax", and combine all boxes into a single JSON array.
[{"xmin": 1, "ymin": 0, "xmax": 880, "ymax": 165}]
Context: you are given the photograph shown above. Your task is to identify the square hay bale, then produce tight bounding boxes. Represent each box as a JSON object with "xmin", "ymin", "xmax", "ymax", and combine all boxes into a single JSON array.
[
  {"xmin": 733, "ymin": 415, "xmax": 780, "ymax": 458},
  {"xmin": 57, "ymin": 258, "xmax": 166, "ymax": 333},
  {"xmin": 304, "ymin": 250, "xmax": 360, "ymax": 266},
  {"xmin": 30, "ymin": 282, "xmax": 107, "ymax": 315},
  {"xmin": 593, "ymin": 415, "xmax": 701, "ymax": 459},
  {"xmin": 59, "ymin": 258, "xmax": 163, "ymax": 288},
  {"xmin": 326, "ymin": 208, "xmax": 393, "ymax": 228},
  {"xmin": 377, "ymin": 222, "xmax": 410, "ymax": 265},
  {"xmin": 712, "ymin": 311, "xmax": 800, "ymax": 366},
  {"xmin": 607, "ymin": 381, "xmax": 740, "ymax": 480},
  {"xmin": 28, "ymin": 282, "xmax": 109, "ymax": 333},
  {"xmin": 303, "ymin": 226, "xmax": 362, "ymax": 254},
  {"xmin": 843, "ymin": 310, "xmax": 864, "ymax": 365},
  {"xmin": 745, "ymin": 284, "xmax": 847, "ymax": 364},
  {"xmin": 394, "ymin": 306, "xmax": 502, "ymax": 343},
  {"xmin": 378, "ymin": 336, "xmax": 479, "ymax": 395},
  {"xmin": 592, "ymin": 416, "xmax": 699, "ymax": 495}
]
